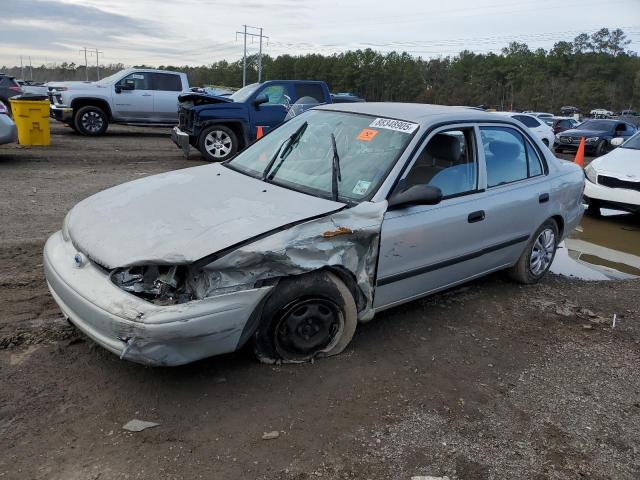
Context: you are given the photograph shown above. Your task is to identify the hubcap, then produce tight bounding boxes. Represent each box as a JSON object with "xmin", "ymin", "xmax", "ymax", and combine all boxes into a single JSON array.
[
  {"xmin": 204, "ymin": 130, "xmax": 232, "ymax": 158},
  {"xmin": 530, "ymin": 227, "xmax": 556, "ymax": 275},
  {"xmin": 81, "ymin": 111, "xmax": 104, "ymax": 133},
  {"xmin": 274, "ymin": 298, "xmax": 342, "ymax": 359}
]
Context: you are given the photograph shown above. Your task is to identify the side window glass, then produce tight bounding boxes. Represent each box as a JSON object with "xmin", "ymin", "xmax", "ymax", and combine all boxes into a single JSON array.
[
  {"xmin": 404, "ymin": 128, "xmax": 477, "ymax": 198},
  {"xmin": 117, "ymin": 73, "xmax": 150, "ymax": 90},
  {"xmin": 295, "ymin": 84, "xmax": 324, "ymax": 103},
  {"xmin": 152, "ymin": 73, "xmax": 182, "ymax": 91},
  {"xmin": 260, "ymin": 85, "xmax": 288, "ymax": 105},
  {"xmin": 480, "ymin": 127, "xmax": 528, "ymax": 187},
  {"xmin": 526, "ymin": 141, "xmax": 543, "ymax": 177}
]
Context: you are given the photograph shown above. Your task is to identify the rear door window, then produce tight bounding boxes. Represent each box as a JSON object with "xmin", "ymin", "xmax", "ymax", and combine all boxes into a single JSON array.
[
  {"xmin": 151, "ymin": 73, "xmax": 182, "ymax": 91},
  {"xmin": 294, "ymin": 83, "xmax": 325, "ymax": 103},
  {"xmin": 481, "ymin": 127, "xmax": 530, "ymax": 187},
  {"xmin": 513, "ymin": 115, "xmax": 541, "ymax": 128}
]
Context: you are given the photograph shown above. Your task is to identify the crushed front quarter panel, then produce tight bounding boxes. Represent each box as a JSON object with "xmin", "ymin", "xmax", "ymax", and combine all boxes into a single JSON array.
[{"xmin": 190, "ymin": 201, "xmax": 388, "ymax": 321}]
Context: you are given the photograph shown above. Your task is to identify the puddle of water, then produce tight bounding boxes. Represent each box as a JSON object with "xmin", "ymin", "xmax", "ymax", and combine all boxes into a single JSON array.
[{"xmin": 550, "ymin": 208, "xmax": 640, "ymax": 280}]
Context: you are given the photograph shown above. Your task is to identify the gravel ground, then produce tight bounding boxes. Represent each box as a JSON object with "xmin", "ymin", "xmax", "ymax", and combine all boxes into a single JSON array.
[{"xmin": 0, "ymin": 122, "xmax": 638, "ymax": 479}]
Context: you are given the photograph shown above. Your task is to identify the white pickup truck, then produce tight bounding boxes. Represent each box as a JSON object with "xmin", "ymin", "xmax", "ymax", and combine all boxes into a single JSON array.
[{"xmin": 48, "ymin": 68, "xmax": 189, "ymax": 135}]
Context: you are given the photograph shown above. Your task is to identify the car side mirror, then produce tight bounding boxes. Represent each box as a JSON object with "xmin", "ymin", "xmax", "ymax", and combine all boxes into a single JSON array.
[
  {"xmin": 388, "ymin": 184, "xmax": 443, "ymax": 209},
  {"xmin": 116, "ymin": 80, "xmax": 135, "ymax": 93},
  {"xmin": 254, "ymin": 94, "xmax": 269, "ymax": 107},
  {"xmin": 611, "ymin": 137, "xmax": 624, "ymax": 147}
]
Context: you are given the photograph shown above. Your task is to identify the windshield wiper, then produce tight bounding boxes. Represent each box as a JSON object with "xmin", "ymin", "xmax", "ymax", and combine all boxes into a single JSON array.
[
  {"xmin": 330, "ymin": 133, "xmax": 342, "ymax": 201},
  {"xmin": 262, "ymin": 121, "xmax": 308, "ymax": 181}
]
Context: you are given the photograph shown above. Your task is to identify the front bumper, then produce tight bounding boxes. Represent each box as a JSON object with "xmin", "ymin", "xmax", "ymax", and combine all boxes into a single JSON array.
[
  {"xmin": 43, "ymin": 231, "xmax": 273, "ymax": 366},
  {"xmin": 50, "ymin": 104, "xmax": 73, "ymax": 123},
  {"xmin": 0, "ymin": 114, "xmax": 17, "ymax": 144},
  {"xmin": 584, "ymin": 178, "xmax": 640, "ymax": 214},
  {"xmin": 171, "ymin": 126, "xmax": 191, "ymax": 158}
]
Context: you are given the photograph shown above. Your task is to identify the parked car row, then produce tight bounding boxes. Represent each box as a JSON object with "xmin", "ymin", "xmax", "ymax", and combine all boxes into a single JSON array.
[{"xmin": 554, "ymin": 119, "xmax": 637, "ymax": 156}]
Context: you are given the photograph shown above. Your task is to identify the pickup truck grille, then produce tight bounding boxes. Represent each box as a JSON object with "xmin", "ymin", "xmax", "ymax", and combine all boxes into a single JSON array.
[
  {"xmin": 598, "ymin": 175, "xmax": 640, "ymax": 192},
  {"xmin": 178, "ymin": 106, "xmax": 194, "ymax": 131}
]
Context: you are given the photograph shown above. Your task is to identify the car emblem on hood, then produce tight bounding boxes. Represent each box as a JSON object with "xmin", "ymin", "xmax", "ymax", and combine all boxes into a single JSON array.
[{"xmin": 73, "ymin": 252, "xmax": 86, "ymax": 268}]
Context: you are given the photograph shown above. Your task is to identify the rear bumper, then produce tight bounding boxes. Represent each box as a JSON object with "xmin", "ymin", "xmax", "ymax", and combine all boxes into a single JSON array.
[
  {"xmin": 584, "ymin": 178, "xmax": 640, "ymax": 213},
  {"xmin": 171, "ymin": 126, "xmax": 191, "ymax": 157},
  {"xmin": 50, "ymin": 104, "xmax": 73, "ymax": 123},
  {"xmin": 0, "ymin": 115, "xmax": 17, "ymax": 144},
  {"xmin": 44, "ymin": 231, "xmax": 273, "ymax": 366}
]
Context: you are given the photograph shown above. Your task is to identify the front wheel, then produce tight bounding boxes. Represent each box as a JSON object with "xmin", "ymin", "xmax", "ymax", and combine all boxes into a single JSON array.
[
  {"xmin": 74, "ymin": 106, "xmax": 108, "ymax": 136},
  {"xmin": 254, "ymin": 271, "xmax": 357, "ymax": 364},
  {"xmin": 508, "ymin": 220, "xmax": 559, "ymax": 284},
  {"xmin": 586, "ymin": 199, "xmax": 601, "ymax": 217},
  {"xmin": 198, "ymin": 125, "xmax": 238, "ymax": 162}
]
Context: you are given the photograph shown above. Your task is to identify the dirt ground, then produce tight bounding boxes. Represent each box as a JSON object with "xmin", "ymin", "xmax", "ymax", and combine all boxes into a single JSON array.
[{"xmin": 0, "ymin": 122, "xmax": 638, "ymax": 480}]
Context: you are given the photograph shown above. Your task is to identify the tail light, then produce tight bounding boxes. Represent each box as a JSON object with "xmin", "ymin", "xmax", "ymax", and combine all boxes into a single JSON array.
[{"xmin": 9, "ymin": 86, "xmax": 22, "ymax": 93}]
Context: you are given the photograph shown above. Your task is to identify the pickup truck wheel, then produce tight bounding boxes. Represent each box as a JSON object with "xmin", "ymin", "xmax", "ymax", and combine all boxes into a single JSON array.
[
  {"xmin": 74, "ymin": 106, "xmax": 108, "ymax": 136},
  {"xmin": 198, "ymin": 125, "xmax": 238, "ymax": 162},
  {"xmin": 254, "ymin": 271, "xmax": 357, "ymax": 364}
]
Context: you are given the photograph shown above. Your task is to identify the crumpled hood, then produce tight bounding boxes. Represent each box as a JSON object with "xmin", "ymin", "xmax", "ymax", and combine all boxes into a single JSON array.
[
  {"xmin": 67, "ymin": 164, "xmax": 344, "ymax": 268},
  {"xmin": 591, "ymin": 147, "xmax": 640, "ymax": 178}
]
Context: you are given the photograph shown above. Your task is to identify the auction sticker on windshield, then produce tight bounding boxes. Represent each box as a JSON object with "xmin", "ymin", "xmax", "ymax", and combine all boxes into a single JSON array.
[
  {"xmin": 369, "ymin": 118, "xmax": 419, "ymax": 134},
  {"xmin": 357, "ymin": 128, "xmax": 379, "ymax": 141}
]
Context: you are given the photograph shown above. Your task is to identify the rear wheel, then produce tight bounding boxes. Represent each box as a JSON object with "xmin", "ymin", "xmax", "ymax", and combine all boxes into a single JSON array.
[
  {"xmin": 508, "ymin": 219, "xmax": 559, "ymax": 284},
  {"xmin": 74, "ymin": 106, "xmax": 108, "ymax": 136},
  {"xmin": 254, "ymin": 271, "xmax": 357, "ymax": 364},
  {"xmin": 198, "ymin": 125, "xmax": 238, "ymax": 162}
]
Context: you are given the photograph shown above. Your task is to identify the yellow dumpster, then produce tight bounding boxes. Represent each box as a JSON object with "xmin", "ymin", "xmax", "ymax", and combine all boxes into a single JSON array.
[{"xmin": 9, "ymin": 97, "xmax": 51, "ymax": 146}]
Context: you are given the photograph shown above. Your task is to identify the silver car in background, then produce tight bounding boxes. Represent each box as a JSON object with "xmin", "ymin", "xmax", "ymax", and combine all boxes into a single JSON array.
[
  {"xmin": 0, "ymin": 101, "xmax": 17, "ymax": 144},
  {"xmin": 44, "ymin": 103, "xmax": 585, "ymax": 366}
]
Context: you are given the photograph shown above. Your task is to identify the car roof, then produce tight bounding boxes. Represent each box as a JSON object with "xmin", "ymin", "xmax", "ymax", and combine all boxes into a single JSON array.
[{"xmin": 316, "ymin": 102, "xmax": 506, "ymax": 126}]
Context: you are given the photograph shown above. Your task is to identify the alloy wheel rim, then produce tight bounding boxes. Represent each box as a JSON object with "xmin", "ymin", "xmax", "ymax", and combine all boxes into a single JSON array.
[
  {"xmin": 204, "ymin": 130, "xmax": 232, "ymax": 158},
  {"xmin": 274, "ymin": 298, "xmax": 343, "ymax": 359},
  {"xmin": 530, "ymin": 227, "xmax": 556, "ymax": 275},
  {"xmin": 82, "ymin": 111, "xmax": 103, "ymax": 132}
]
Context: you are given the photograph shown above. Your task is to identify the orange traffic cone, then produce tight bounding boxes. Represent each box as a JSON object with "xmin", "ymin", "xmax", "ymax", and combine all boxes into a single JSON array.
[
  {"xmin": 574, "ymin": 137, "xmax": 585, "ymax": 168},
  {"xmin": 256, "ymin": 126, "xmax": 264, "ymax": 140}
]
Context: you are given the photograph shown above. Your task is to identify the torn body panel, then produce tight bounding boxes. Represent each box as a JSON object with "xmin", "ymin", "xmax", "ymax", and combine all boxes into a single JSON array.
[
  {"xmin": 44, "ymin": 231, "xmax": 273, "ymax": 366},
  {"xmin": 190, "ymin": 201, "xmax": 387, "ymax": 321}
]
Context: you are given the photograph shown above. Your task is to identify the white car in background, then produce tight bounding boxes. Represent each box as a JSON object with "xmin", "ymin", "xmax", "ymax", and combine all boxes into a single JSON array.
[
  {"xmin": 584, "ymin": 132, "xmax": 640, "ymax": 215},
  {"xmin": 494, "ymin": 112, "xmax": 555, "ymax": 148}
]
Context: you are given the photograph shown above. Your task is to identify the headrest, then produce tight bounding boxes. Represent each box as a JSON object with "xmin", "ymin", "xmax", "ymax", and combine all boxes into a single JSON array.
[
  {"xmin": 489, "ymin": 140, "xmax": 521, "ymax": 159},
  {"xmin": 426, "ymin": 134, "xmax": 461, "ymax": 163}
]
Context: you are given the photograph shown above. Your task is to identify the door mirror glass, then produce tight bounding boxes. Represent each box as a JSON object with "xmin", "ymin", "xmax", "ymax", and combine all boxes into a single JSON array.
[
  {"xmin": 388, "ymin": 184, "xmax": 442, "ymax": 209},
  {"xmin": 611, "ymin": 137, "xmax": 624, "ymax": 147},
  {"xmin": 254, "ymin": 93, "xmax": 269, "ymax": 107}
]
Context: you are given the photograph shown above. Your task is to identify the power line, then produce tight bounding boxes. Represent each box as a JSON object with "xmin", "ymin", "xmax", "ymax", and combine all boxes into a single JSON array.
[{"xmin": 236, "ymin": 25, "xmax": 268, "ymax": 86}]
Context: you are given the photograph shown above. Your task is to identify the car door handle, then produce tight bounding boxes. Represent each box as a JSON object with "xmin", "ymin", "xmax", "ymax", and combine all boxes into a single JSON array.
[
  {"xmin": 142, "ymin": 93, "xmax": 152, "ymax": 97},
  {"xmin": 468, "ymin": 210, "xmax": 485, "ymax": 223},
  {"xmin": 539, "ymin": 193, "xmax": 549, "ymax": 203}
]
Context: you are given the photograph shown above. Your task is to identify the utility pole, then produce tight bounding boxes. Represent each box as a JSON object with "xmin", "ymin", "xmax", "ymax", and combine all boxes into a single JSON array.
[
  {"xmin": 19, "ymin": 56, "xmax": 24, "ymax": 79},
  {"xmin": 236, "ymin": 25, "xmax": 268, "ymax": 86},
  {"xmin": 90, "ymin": 49, "xmax": 103, "ymax": 80},
  {"xmin": 28, "ymin": 56, "xmax": 33, "ymax": 81},
  {"xmin": 79, "ymin": 47, "xmax": 89, "ymax": 81}
]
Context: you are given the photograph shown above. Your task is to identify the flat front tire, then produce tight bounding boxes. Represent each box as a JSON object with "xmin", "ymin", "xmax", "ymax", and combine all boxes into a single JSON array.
[
  {"xmin": 508, "ymin": 219, "xmax": 559, "ymax": 284},
  {"xmin": 254, "ymin": 271, "xmax": 357, "ymax": 364},
  {"xmin": 198, "ymin": 125, "xmax": 238, "ymax": 162},
  {"xmin": 74, "ymin": 106, "xmax": 108, "ymax": 136}
]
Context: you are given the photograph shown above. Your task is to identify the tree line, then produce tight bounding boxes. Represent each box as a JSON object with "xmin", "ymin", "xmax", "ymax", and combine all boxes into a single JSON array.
[{"xmin": 3, "ymin": 28, "xmax": 638, "ymax": 113}]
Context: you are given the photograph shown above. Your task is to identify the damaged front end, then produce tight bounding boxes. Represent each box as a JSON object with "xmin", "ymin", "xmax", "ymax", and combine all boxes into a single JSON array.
[{"xmin": 109, "ymin": 202, "xmax": 387, "ymax": 321}]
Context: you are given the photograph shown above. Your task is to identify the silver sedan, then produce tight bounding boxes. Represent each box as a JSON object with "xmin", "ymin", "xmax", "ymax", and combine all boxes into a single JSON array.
[{"xmin": 44, "ymin": 103, "xmax": 585, "ymax": 366}]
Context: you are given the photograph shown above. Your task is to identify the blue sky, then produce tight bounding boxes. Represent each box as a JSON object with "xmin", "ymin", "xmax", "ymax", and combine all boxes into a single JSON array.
[{"xmin": 1, "ymin": 0, "xmax": 639, "ymax": 67}]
